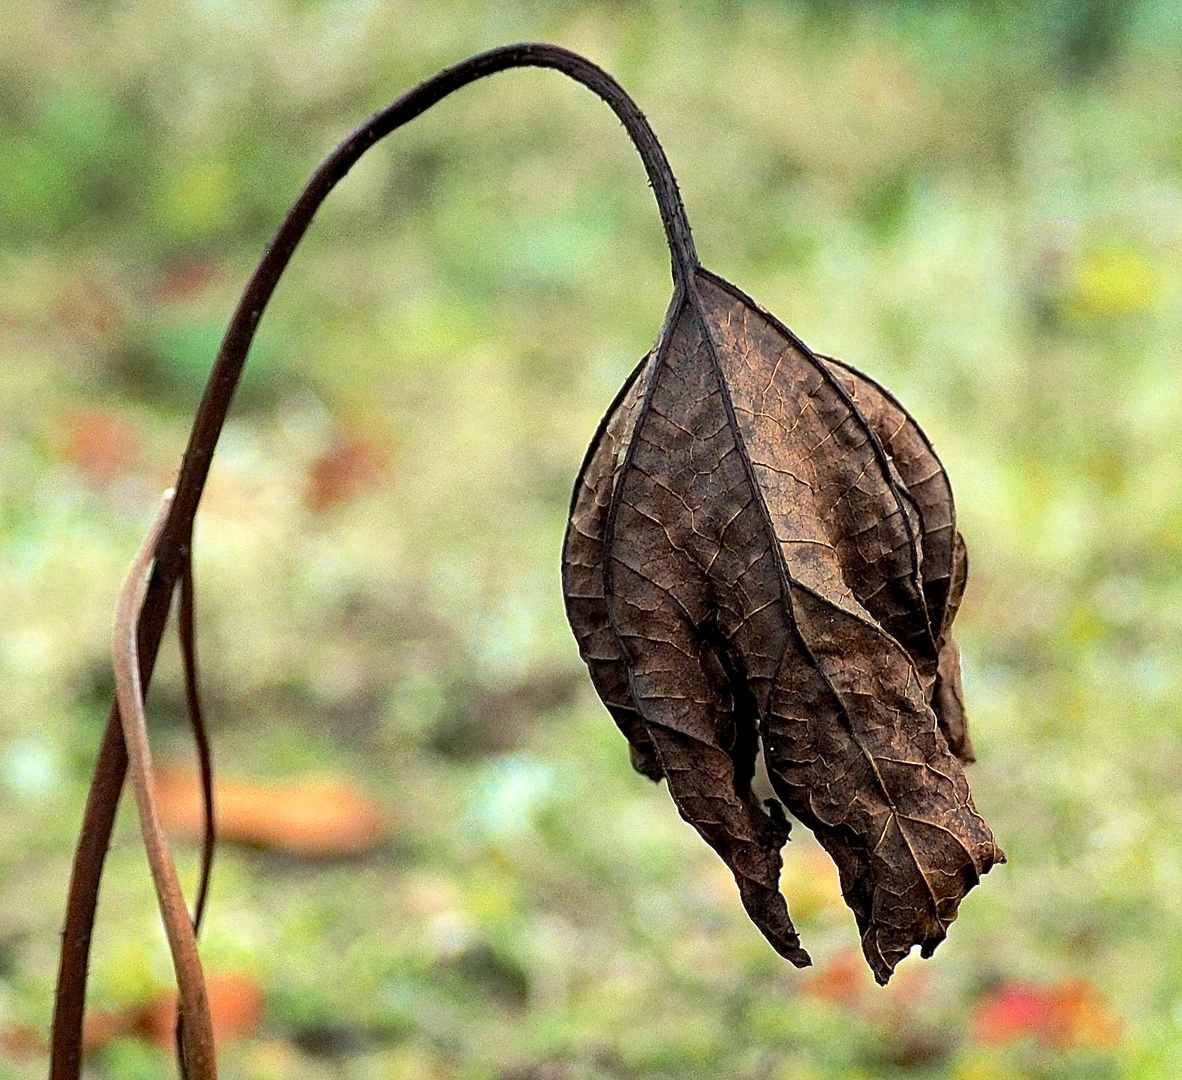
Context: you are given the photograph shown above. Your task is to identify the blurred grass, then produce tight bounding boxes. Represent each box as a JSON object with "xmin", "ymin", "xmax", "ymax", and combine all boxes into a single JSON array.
[{"xmin": 3, "ymin": 1, "xmax": 1182, "ymax": 1078}]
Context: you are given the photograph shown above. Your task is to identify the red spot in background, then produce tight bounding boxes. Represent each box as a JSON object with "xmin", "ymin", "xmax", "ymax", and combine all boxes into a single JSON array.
[
  {"xmin": 1, "ymin": 1025, "xmax": 45, "ymax": 1061},
  {"xmin": 56, "ymin": 409, "xmax": 143, "ymax": 487},
  {"xmin": 54, "ymin": 278, "xmax": 125, "ymax": 343},
  {"xmin": 971, "ymin": 978, "xmax": 1122, "ymax": 1050},
  {"xmin": 802, "ymin": 948, "xmax": 934, "ymax": 1022},
  {"xmin": 154, "ymin": 259, "xmax": 221, "ymax": 306},
  {"xmin": 82, "ymin": 1008, "xmax": 136, "ymax": 1054},
  {"xmin": 304, "ymin": 429, "xmax": 388, "ymax": 513}
]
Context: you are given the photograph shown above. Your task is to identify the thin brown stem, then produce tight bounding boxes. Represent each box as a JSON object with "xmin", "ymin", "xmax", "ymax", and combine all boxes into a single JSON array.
[
  {"xmin": 180, "ymin": 558, "xmax": 215, "ymax": 933},
  {"xmin": 51, "ymin": 43, "xmax": 697, "ymax": 1080},
  {"xmin": 111, "ymin": 490, "xmax": 216, "ymax": 1080},
  {"xmin": 156, "ymin": 43, "xmax": 696, "ymax": 593}
]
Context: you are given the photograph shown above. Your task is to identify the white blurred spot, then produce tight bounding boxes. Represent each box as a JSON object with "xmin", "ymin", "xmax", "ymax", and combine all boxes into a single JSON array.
[
  {"xmin": 4, "ymin": 736, "xmax": 60, "ymax": 799},
  {"xmin": 467, "ymin": 755, "xmax": 555, "ymax": 840}
]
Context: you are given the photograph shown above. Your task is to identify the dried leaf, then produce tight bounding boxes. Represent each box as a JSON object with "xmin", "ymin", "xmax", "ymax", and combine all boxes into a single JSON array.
[
  {"xmin": 817, "ymin": 355, "xmax": 975, "ymax": 764},
  {"xmin": 76, "ymin": 975, "xmax": 265, "ymax": 1055},
  {"xmin": 155, "ymin": 766, "xmax": 387, "ymax": 857},
  {"xmin": 563, "ymin": 265, "xmax": 1003, "ymax": 983},
  {"xmin": 141, "ymin": 975, "xmax": 266, "ymax": 1051}
]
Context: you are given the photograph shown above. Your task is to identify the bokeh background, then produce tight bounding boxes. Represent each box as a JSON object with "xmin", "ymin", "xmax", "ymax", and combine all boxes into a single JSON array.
[{"xmin": 3, "ymin": 1, "xmax": 1182, "ymax": 1078}]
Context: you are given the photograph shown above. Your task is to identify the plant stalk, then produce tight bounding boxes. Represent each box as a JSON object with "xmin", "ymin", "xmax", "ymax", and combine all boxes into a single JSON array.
[{"xmin": 51, "ymin": 42, "xmax": 696, "ymax": 1080}]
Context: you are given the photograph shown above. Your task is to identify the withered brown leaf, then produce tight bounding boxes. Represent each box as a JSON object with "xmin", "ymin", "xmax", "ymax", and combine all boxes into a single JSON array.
[
  {"xmin": 563, "ymin": 266, "xmax": 1003, "ymax": 984},
  {"xmin": 52, "ymin": 48, "xmax": 1008, "ymax": 1080}
]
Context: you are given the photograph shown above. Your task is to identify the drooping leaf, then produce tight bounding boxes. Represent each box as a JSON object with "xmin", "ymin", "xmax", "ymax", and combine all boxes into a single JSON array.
[
  {"xmin": 816, "ymin": 355, "xmax": 975, "ymax": 763},
  {"xmin": 51, "ymin": 44, "xmax": 1006, "ymax": 1080},
  {"xmin": 563, "ymin": 265, "xmax": 1003, "ymax": 983}
]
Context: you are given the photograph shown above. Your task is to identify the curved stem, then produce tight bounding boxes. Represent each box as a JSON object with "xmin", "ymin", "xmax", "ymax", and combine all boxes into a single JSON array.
[
  {"xmin": 179, "ymin": 557, "xmax": 215, "ymax": 933},
  {"xmin": 111, "ymin": 490, "xmax": 216, "ymax": 1079},
  {"xmin": 52, "ymin": 43, "xmax": 697, "ymax": 1080},
  {"xmin": 158, "ymin": 42, "xmax": 696, "ymax": 583}
]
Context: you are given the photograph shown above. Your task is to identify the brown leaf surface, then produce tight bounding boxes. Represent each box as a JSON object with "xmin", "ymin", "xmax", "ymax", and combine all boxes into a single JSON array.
[{"xmin": 563, "ymin": 265, "xmax": 1003, "ymax": 983}]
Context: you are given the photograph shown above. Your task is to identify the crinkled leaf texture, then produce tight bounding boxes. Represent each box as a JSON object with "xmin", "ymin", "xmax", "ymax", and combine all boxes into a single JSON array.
[{"xmin": 562, "ymin": 266, "xmax": 1003, "ymax": 984}]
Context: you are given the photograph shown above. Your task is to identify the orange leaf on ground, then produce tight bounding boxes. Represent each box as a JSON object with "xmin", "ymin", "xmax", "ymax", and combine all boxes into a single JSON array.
[
  {"xmin": 971, "ymin": 978, "xmax": 1121, "ymax": 1049},
  {"xmin": 155, "ymin": 765, "xmax": 388, "ymax": 857},
  {"xmin": 804, "ymin": 951, "xmax": 873, "ymax": 1009},
  {"xmin": 140, "ymin": 974, "xmax": 266, "ymax": 1050},
  {"xmin": 304, "ymin": 430, "xmax": 389, "ymax": 513},
  {"xmin": 2, "ymin": 1024, "xmax": 46, "ymax": 1060},
  {"xmin": 1042, "ymin": 978, "xmax": 1124, "ymax": 1049},
  {"xmin": 56, "ymin": 409, "xmax": 143, "ymax": 487},
  {"xmin": 75, "ymin": 975, "xmax": 265, "ymax": 1054},
  {"xmin": 82, "ymin": 1007, "xmax": 139, "ymax": 1053}
]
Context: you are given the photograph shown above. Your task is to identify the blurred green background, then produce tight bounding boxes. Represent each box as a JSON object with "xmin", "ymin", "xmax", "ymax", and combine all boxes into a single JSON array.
[{"xmin": 3, "ymin": 1, "xmax": 1182, "ymax": 1077}]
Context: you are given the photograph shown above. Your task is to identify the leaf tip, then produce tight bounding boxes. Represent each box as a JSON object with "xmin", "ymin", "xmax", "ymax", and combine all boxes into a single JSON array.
[{"xmin": 786, "ymin": 945, "xmax": 813, "ymax": 969}]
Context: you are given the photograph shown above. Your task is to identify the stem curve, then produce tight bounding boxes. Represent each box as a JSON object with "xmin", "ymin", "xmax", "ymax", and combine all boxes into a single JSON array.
[
  {"xmin": 111, "ymin": 489, "xmax": 216, "ymax": 1079},
  {"xmin": 52, "ymin": 43, "xmax": 697, "ymax": 1080},
  {"xmin": 163, "ymin": 42, "xmax": 697, "ymax": 578}
]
